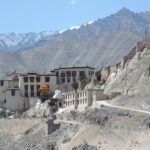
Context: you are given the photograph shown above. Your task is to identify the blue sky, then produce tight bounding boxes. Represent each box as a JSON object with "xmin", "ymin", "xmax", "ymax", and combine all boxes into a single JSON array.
[{"xmin": 0, "ymin": 0, "xmax": 150, "ymax": 33}]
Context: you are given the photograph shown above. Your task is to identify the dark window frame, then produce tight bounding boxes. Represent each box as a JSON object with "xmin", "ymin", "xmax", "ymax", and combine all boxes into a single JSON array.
[
  {"xmin": 24, "ymin": 85, "xmax": 28, "ymax": 91},
  {"xmin": 67, "ymin": 71, "xmax": 71, "ymax": 77},
  {"xmin": 24, "ymin": 77, "xmax": 28, "ymax": 83},
  {"xmin": 0, "ymin": 80, "xmax": 4, "ymax": 86},
  {"xmin": 36, "ymin": 76, "xmax": 41, "ymax": 82},
  {"xmin": 45, "ymin": 76, "xmax": 50, "ymax": 82},
  {"xmin": 62, "ymin": 78, "xmax": 65, "ymax": 83},
  {"xmin": 67, "ymin": 78, "xmax": 70, "ymax": 83},
  {"xmin": 37, "ymin": 85, "xmax": 40, "ymax": 97},
  {"xmin": 72, "ymin": 71, "xmax": 76, "ymax": 77},
  {"xmin": 73, "ymin": 77, "xmax": 76, "ymax": 82},
  {"xmin": 25, "ymin": 92, "xmax": 28, "ymax": 97},
  {"xmin": 11, "ymin": 90, "xmax": 15, "ymax": 96},
  {"xmin": 61, "ymin": 72, "xmax": 66, "ymax": 77},
  {"xmin": 30, "ymin": 77, "xmax": 34, "ymax": 82},
  {"xmin": 30, "ymin": 85, "xmax": 34, "ymax": 91}
]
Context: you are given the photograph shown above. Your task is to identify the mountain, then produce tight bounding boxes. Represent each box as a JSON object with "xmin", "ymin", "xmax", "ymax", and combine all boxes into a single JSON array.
[
  {"xmin": 0, "ymin": 7, "xmax": 150, "ymax": 77},
  {"xmin": 0, "ymin": 31, "xmax": 53, "ymax": 51},
  {"xmin": 52, "ymin": 7, "xmax": 150, "ymax": 38}
]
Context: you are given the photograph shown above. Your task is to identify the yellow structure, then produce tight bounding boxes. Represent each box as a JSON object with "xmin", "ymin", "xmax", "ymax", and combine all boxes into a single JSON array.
[{"xmin": 39, "ymin": 84, "xmax": 49, "ymax": 94}]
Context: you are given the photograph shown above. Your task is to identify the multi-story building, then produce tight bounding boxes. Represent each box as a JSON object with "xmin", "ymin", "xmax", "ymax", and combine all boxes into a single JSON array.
[
  {"xmin": 52, "ymin": 66, "xmax": 95, "ymax": 86},
  {"xmin": 7, "ymin": 72, "xmax": 57, "ymax": 98},
  {"xmin": 0, "ymin": 78, "xmax": 29, "ymax": 111}
]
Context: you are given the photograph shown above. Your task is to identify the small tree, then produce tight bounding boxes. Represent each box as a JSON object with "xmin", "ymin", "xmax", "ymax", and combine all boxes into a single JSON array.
[
  {"xmin": 79, "ymin": 74, "xmax": 88, "ymax": 90},
  {"xmin": 71, "ymin": 81, "xmax": 79, "ymax": 110}
]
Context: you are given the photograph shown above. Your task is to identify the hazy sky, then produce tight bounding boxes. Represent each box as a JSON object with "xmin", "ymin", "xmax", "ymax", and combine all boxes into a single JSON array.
[{"xmin": 0, "ymin": 0, "xmax": 150, "ymax": 33}]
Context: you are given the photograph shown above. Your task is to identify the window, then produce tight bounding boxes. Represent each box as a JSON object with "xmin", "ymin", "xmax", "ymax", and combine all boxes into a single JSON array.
[
  {"xmin": 89, "ymin": 71, "xmax": 91, "ymax": 76},
  {"xmin": 31, "ymin": 91, "xmax": 34, "ymax": 97},
  {"xmin": 25, "ymin": 92, "xmax": 28, "ymax": 97},
  {"xmin": 30, "ymin": 85, "xmax": 34, "ymax": 91},
  {"xmin": 36, "ymin": 76, "xmax": 40, "ymax": 82},
  {"xmin": 89, "ymin": 71, "xmax": 94, "ymax": 76},
  {"xmin": 67, "ymin": 71, "xmax": 71, "ymax": 77},
  {"xmin": 30, "ymin": 77, "xmax": 34, "ymax": 82},
  {"xmin": 72, "ymin": 71, "xmax": 76, "ymax": 77},
  {"xmin": 73, "ymin": 77, "xmax": 76, "ymax": 82},
  {"xmin": 30, "ymin": 85, "xmax": 34, "ymax": 97},
  {"xmin": 24, "ymin": 85, "xmax": 28, "ymax": 91},
  {"xmin": 62, "ymin": 78, "xmax": 65, "ymax": 83},
  {"xmin": 45, "ymin": 77, "xmax": 50, "ymax": 82},
  {"xmin": 37, "ymin": 85, "xmax": 40, "ymax": 91},
  {"xmin": 24, "ymin": 77, "xmax": 28, "ymax": 82},
  {"xmin": 0, "ymin": 80, "xmax": 4, "ymax": 86},
  {"xmin": 67, "ymin": 78, "xmax": 70, "ymax": 83},
  {"xmin": 37, "ymin": 85, "xmax": 40, "ymax": 97},
  {"xmin": 56, "ymin": 72, "xmax": 59, "ymax": 76},
  {"xmin": 61, "ymin": 72, "xmax": 65, "ymax": 77},
  {"xmin": 24, "ymin": 85, "xmax": 28, "ymax": 97},
  {"xmin": 13, "ymin": 76, "xmax": 18, "ymax": 81},
  {"xmin": 11, "ymin": 90, "xmax": 15, "ymax": 96}
]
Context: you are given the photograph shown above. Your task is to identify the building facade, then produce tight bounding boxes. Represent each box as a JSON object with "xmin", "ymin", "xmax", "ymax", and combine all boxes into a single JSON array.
[
  {"xmin": 53, "ymin": 66, "xmax": 95, "ymax": 86},
  {"xmin": 63, "ymin": 89, "xmax": 109, "ymax": 110},
  {"xmin": 8, "ymin": 72, "xmax": 57, "ymax": 98},
  {"xmin": 0, "ymin": 79, "xmax": 29, "ymax": 111}
]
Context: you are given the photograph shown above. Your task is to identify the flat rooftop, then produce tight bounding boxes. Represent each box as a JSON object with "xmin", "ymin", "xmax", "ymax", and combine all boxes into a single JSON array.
[{"xmin": 53, "ymin": 66, "xmax": 95, "ymax": 71}]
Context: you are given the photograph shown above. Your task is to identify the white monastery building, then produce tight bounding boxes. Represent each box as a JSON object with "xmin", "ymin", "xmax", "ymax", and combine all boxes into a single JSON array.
[
  {"xmin": 7, "ymin": 72, "xmax": 57, "ymax": 98},
  {"xmin": 53, "ymin": 66, "xmax": 95, "ymax": 85}
]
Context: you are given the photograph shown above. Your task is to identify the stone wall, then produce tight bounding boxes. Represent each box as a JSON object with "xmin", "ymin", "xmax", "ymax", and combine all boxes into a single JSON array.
[
  {"xmin": 98, "ymin": 40, "xmax": 148, "ymax": 82},
  {"xmin": 92, "ymin": 89, "xmax": 108, "ymax": 102}
]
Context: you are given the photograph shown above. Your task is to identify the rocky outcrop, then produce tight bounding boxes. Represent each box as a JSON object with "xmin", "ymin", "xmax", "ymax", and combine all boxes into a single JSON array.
[
  {"xmin": 97, "ymin": 39, "xmax": 150, "ymax": 91},
  {"xmin": 103, "ymin": 39, "xmax": 150, "ymax": 99}
]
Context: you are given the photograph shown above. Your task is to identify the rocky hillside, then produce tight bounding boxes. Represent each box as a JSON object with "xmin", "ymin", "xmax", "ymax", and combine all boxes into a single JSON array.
[
  {"xmin": 103, "ymin": 39, "xmax": 150, "ymax": 110},
  {"xmin": 1, "ymin": 8, "xmax": 150, "ymax": 77}
]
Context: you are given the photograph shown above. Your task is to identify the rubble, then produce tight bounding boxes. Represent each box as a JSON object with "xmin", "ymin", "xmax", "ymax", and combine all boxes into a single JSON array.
[{"xmin": 72, "ymin": 142, "xmax": 97, "ymax": 150}]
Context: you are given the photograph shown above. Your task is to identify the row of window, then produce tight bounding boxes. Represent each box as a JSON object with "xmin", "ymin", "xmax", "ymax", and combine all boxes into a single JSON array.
[
  {"xmin": 59, "ymin": 71, "xmax": 86, "ymax": 77},
  {"xmin": 65, "ymin": 98, "xmax": 88, "ymax": 107},
  {"xmin": 24, "ymin": 85, "xmax": 49, "ymax": 97},
  {"xmin": 64, "ymin": 92, "xmax": 87, "ymax": 100},
  {"xmin": 58, "ymin": 70, "xmax": 94, "ymax": 78},
  {"xmin": 24, "ymin": 91, "xmax": 40, "ymax": 97},
  {"xmin": 61, "ymin": 77, "xmax": 76, "ymax": 83},
  {"xmin": 58, "ymin": 71, "xmax": 77, "ymax": 77},
  {"xmin": 24, "ymin": 85, "xmax": 49, "ymax": 91},
  {"xmin": 23, "ymin": 76, "xmax": 50, "ymax": 83}
]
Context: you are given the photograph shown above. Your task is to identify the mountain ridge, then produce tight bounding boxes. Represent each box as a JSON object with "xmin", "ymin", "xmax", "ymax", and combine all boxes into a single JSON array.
[{"xmin": 0, "ymin": 8, "xmax": 150, "ymax": 77}]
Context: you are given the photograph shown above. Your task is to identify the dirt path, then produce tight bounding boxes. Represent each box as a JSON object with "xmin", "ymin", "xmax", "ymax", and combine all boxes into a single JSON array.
[
  {"xmin": 95, "ymin": 101, "xmax": 150, "ymax": 115},
  {"xmin": 55, "ymin": 119, "xmax": 82, "ymax": 125}
]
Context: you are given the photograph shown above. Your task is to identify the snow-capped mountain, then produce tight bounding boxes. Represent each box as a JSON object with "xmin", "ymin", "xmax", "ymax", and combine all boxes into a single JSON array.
[
  {"xmin": 0, "ymin": 7, "xmax": 150, "ymax": 77},
  {"xmin": 0, "ymin": 31, "xmax": 53, "ymax": 51}
]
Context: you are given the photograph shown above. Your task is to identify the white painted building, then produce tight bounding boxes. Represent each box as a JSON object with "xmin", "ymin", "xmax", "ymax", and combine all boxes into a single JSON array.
[
  {"xmin": 5, "ymin": 88, "xmax": 29, "ymax": 111},
  {"xmin": 7, "ymin": 72, "xmax": 57, "ymax": 98},
  {"xmin": 0, "ymin": 79, "xmax": 29, "ymax": 111},
  {"xmin": 63, "ymin": 89, "xmax": 108, "ymax": 110},
  {"xmin": 63, "ymin": 90, "xmax": 92, "ymax": 109},
  {"xmin": 52, "ymin": 66, "xmax": 94, "ymax": 87}
]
